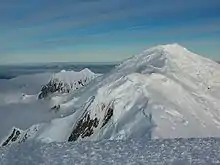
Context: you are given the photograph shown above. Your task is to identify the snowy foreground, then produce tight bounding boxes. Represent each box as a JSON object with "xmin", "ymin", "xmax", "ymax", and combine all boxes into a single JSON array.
[{"xmin": 1, "ymin": 138, "xmax": 220, "ymax": 165}]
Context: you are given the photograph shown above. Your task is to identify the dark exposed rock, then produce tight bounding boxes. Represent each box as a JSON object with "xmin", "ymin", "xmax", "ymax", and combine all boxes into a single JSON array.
[
  {"xmin": 19, "ymin": 133, "xmax": 28, "ymax": 143},
  {"xmin": 78, "ymin": 80, "xmax": 84, "ymax": 86},
  {"xmin": 68, "ymin": 99, "xmax": 114, "ymax": 142},
  {"xmin": 38, "ymin": 79, "xmax": 67, "ymax": 99},
  {"xmin": 1, "ymin": 128, "xmax": 21, "ymax": 147},
  {"xmin": 68, "ymin": 113, "xmax": 99, "ymax": 142},
  {"xmin": 51, "ymin": 105, "xmax": 61, "ymax": 111},
  {"xmin": 38, "ymin": 78, "xmax": 88, "ymax": 99},
  {"xmin": 101, "ymin": 106, "xmax": 114, "ymax": 128}
]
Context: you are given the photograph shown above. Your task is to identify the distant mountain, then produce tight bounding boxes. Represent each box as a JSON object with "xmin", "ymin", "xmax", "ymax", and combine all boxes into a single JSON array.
[
  {"xmin": 2, "ymin": 44, "xmax": 220, "ymax": 147},
  {"xmin": 38, "ymin": 68, "xmax": 100, "ymax": 99},
  {"xmin": 0, "ymin": 63, "xmax": 115, "ymax": 80}
]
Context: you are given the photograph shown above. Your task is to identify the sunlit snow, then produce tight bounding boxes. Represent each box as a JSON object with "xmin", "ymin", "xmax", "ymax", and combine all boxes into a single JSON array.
[{"xmin": 1, "ymin": 44, "xmax": 220, "ymax": 164}]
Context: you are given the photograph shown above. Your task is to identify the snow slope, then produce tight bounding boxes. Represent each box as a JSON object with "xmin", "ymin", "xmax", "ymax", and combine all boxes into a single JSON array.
[
  {"xmin": 0, "ymin": 69, "xmax": 99, "ymax": 141},
  {"xmin": 2, "ymin": 44, "xmax": 220, "ymax": 146}
]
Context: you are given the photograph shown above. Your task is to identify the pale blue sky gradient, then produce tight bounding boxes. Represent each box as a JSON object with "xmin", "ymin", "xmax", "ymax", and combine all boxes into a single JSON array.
[{"xmin": 0, "ymin": 0, "xmax": 220, "ymax": 64}]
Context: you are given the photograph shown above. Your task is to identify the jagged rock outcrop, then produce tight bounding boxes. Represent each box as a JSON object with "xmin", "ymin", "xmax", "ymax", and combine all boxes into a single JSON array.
[
  {"xmin": 1, "ymin": 128, "xmax": 22, "ymax": 147},
  {"xmin": 1, "ymin": 125, "xmax": 41, "ymax": 147},
  {"xmin": 68, "ymin": 98, "xmax": 114, "ymax": 142}
]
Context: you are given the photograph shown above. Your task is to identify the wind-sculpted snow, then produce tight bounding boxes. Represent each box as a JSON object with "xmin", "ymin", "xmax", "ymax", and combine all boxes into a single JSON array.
[
  {"xmin": 1, "ymin": 138, "xmax": 220, "ymax": 165},
  {"xmin": 2, "ymin": 44, "xmax": 220, "ymax": 147}
]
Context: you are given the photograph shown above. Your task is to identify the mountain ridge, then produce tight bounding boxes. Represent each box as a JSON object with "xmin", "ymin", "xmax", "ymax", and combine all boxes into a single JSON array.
[{"xmin": 1, "ymin": 44, "xmax": 220, "ymax": 146}]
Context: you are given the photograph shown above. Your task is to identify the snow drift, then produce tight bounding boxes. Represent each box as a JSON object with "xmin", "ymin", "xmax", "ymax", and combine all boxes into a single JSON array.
[{"xmin": 2, "ymin": 44, "xmax": 220, "ymax": 147}]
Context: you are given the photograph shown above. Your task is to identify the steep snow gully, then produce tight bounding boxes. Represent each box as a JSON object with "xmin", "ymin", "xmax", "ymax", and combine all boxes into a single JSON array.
[{"xmin": 1, "ymin": 43, "xmax": 220, "ymax": 147}]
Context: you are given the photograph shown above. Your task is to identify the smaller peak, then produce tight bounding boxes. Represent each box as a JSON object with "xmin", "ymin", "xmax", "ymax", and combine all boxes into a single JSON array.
[
  {"xmin": 80, "ymin": 68, "xmax": 94, "ymax": 74},
  {"xmin": 165, "ymin": 43, "xmax": 181, "ymax": 47},
  {"xmin": 146, "ymin": 43, "xmax": 188, "ymax": 54},
  {"xmin": 160, "ymin": 43, "xmax": 186, "ymax": 49},
  {"xmin": 153, "ymin": 43, "xmax": 186, "ymax": 50}
]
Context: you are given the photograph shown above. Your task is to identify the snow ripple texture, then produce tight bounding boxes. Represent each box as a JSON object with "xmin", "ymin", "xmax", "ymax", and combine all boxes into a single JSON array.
[{"xmin": 0, "ymin": 138, "xmax": 220, "ymax": 165}]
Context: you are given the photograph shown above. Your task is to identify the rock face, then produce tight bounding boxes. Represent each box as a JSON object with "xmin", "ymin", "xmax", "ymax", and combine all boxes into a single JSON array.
[
  {"xmin": 68, "ymin": 97, "xmax": 115, "ymax": 142},
  {"xmin": 51, "ymin": 105, "xmax": 61, "ymax": 111},
  {"xmin": 68, "ymin": 113, "xmax": 99, "ymax": 142},
  {"xmin": 1, "ymin": 128, "xmax": 22, "ymax": 147},
  {"xmin": 38, "ymin": 68, "xmax": 98, "ymax": 99},
  {"xmin": 1, "ymin": 125, "xmax": 41, "ymax": 147}
]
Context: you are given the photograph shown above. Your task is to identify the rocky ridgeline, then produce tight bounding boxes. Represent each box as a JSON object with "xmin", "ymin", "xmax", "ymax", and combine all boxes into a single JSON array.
[
  {"xmin": 68, "ymin": 99, "xmax": 114, "ymax": 142},
  {"xmin": 38, "ymin": 78, "xmax": 87, "ymax": 99},
  {"xmin": 38, "ymin": 69, "xmax": 98, "ymax": 99}
]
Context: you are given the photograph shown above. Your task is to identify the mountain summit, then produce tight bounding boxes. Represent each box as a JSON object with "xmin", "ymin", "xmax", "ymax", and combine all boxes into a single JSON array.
[{"xmin": 2, "ymin": 44, "xmax": 220, "ymax": 146}]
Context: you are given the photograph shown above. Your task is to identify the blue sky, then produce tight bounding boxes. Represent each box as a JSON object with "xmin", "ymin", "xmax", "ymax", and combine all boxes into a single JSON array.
[{"xmin": 0, "ymin": 0, "xmax": 220, "ymax": 64}]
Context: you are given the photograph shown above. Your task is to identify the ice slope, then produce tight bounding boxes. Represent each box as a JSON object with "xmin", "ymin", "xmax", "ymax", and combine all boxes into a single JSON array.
[{"xmin": 2, "ymin": 44, "xmax": 220, "ymax": 146}]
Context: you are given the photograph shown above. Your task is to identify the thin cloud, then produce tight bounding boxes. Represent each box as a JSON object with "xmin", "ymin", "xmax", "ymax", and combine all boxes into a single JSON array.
[{"xmin": 0, "ymin": 0, "xmax": 220, "ymax": 64}]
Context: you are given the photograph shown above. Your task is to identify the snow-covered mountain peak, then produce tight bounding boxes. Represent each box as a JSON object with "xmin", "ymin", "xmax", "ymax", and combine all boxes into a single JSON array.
[
  {"xmin": 52, "ymin": 68, "xmax": 96, "ymax": 82},
  {"xmin": 144, "ymin": 43, "xmax": 218, "ymax": 66},
  {"xmin": 117, "ymin": 43, "xmax": 219, "ymax": 76},
  {"xmin": 150, "ymin": 43, "xmax": 186, "ymax": 51},
  {"xmin": 136, "ymin": 43, "xmax": 195, "ymax": 63},
  {"xmin": 114, "ymin": 44, "xmax": 182, "ymax": 77},
  {"xmin": 38, "ymin": 68, "xmax": 100, "ymax": 99},
  {"xmin": 2, "ymin": 44, "xmax": 220, "ymax": 147},
  {"xmin": 80, "ymin": 68, "xmax": 95, "ymax": 74}
]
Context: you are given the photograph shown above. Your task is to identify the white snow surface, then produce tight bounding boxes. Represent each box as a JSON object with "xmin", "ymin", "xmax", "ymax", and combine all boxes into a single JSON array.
[
  {"xmin": 1, "ymin": 44, "xmax": 220, "ymax": 145},
  {"xmin": 49, "ymin": 68, "xmax": 98, "ymax": 92},
  {"xmin": 51, "ymin": 68, "xmax": 96, "ymax": 83},
  {"xmin": 1, "ymin": 138, "xmax": 220, "ymax": 165}
]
